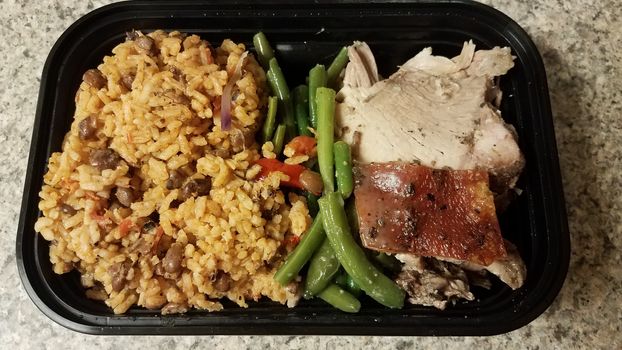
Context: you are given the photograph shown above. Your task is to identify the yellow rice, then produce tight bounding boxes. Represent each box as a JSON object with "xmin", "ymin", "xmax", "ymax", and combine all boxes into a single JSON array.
[{"xmin": 34, "ymin": 30, "xmax": 308, "ymax": 314}]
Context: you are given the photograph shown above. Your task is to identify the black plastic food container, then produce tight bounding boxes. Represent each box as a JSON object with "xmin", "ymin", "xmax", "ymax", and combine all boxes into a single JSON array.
[{"xmin": 16, "ymin": 0, "xmax": 570, "ymax": 335}]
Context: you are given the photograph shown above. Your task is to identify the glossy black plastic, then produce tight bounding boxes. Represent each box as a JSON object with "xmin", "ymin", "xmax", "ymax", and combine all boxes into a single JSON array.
[{"xmin": 16, "ymin": 0, "xmax": 570, "ymax": 335}]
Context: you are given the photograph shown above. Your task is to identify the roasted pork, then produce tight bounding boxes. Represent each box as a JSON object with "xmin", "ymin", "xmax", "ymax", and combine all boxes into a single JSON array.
[
  {"xmin": 337, "ymin": 41, "xmax": 524, "ymax": 191},
  {"xmin": 355, "ymin": 162, "xmax": 506, "ymax": 266},
  {"xmin": 339, "ymin": 41, "xmax": 527, "ymax": 309},
  {"xmin": 354, "ymin": 162, "xmax": 526, "ymax": 308}
]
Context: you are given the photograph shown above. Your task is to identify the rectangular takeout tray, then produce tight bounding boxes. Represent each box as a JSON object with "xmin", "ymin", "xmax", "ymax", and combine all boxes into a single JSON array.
[{"xmin": 16, "ymin": 0, "xmax": 570, "ymax": 336}]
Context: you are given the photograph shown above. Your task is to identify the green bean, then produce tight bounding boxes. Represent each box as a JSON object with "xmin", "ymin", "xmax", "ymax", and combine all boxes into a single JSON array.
[
  {"xmin": 268, "ymin": 58, "xmax": 296, "ymax": 140},
  {"xmin": 253, "ymin": 32, "xmax": 275, "ymax": 70},
  {"xmin": 308, "ymin": 65, "xmax": 327, "ymax": 128},
  {"xmin": 303, "ymin": 238, "xmax": 340, "ymax": 298},
  {"xmin": 267, "ymin": 58, "xmax": 290, "ymax": 104},
  {"xmin": 317, "ymin": 284, "xmax": 361, "ymax": 313},
  {"xmin": 316, "ymin": 87, "xmax": 336, "ymax": 193},
  {"xmin": 345, "ymin": 274, "xmax": 362, "ymax": 296},
  {"xmin": 266, "ymin": 69, "xmax": 279, "ymax": 99},
  {"xmin": 326, "ymin": 46, "xmax": 349, "ymax": 89},
  {"xmin": 333, "ymin": 141, "xmax": 354, "ymax": 198},
  {"xmin": 273, "ymin": 213, "xmax": 325, "ymax": 285},
  {"xmin": 266, "ymin": 73, "xmax": 292, "ymax": 142},
  {"xmin": 334, "ymin": 271, "xmax": 348, "ymax": 288},
  {"xmin": 261, "ymin": 96, "xmax": 278, "ymax": 143},
  {"xmin": 293, "ymin": 85, "xmax": 312, "ymax": 136},
  {"xmin": 306, "ymin": 192, "xmax": 319, "ymax": 217},
  {"xmin": 272, "ymin": 124, "xmax": 286, "ymax": 155},
  {"xmin": 345, "ymin": 198, "xmax": 360, "ymax": 236},
  {"xmin": 319, "ymin": 192, "xmax": 405, "ymax": 309},
  {"xmin": 283, "ymin": 99, "xmax": 297, "ymax": 141},
  {"xmin": 334, "ymin": 270, "xmax": 362, "ymax": 297}
]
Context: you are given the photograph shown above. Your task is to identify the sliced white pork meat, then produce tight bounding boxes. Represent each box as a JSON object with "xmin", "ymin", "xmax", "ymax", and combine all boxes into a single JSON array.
[{"xmin": 337, "ymin": 41, "xmax": 524, "ymax": 191}]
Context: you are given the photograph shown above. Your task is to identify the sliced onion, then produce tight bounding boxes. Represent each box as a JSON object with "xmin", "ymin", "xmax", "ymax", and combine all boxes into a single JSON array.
[{"xmin": 221, "ymin": 51, "xmax": 248, "ymax": 131}]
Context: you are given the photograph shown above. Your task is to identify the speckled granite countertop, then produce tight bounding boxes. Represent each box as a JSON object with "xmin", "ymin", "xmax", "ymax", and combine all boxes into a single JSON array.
[{"xmin": 1, "ymin": 1, "xmax": 620, "ymax": 349}]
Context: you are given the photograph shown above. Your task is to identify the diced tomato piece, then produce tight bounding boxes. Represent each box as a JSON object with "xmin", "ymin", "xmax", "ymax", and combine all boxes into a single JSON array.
[
  {"xmin": 85, "ymin": 192, "xmax": 100, "ymax": 201},
  {"xmin": 286, "ymin": 136, "xmax": 317, "ymax": 157},
  {"xmin": 256, "ymin": 158, "xmax": 306, "ymax": 189},
  {"xmin": 151, "ymin": 226, "xmax": 164, "ymax": 254},
  {"xmin": 118, "ymin": 218, "xmax": 133, "ymax": 237},
  {"xmin": 287, "ymin": 235, "xmax": 301, "ymax": 246},
  {"xmin": 90, "ymin": 211, "xmax": 106, "ymax": 221}
]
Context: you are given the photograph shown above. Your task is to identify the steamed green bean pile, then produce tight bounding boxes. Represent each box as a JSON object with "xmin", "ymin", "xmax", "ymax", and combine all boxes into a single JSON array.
[{"xmin": 254, "ymin": 32, "xmax": 405, "ymax": 312}]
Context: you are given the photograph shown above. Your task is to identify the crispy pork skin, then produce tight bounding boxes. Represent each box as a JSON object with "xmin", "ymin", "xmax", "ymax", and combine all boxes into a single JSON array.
[{"xmin": 355, "ymin": 162, "xmax": 507, "ymax": 266}]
